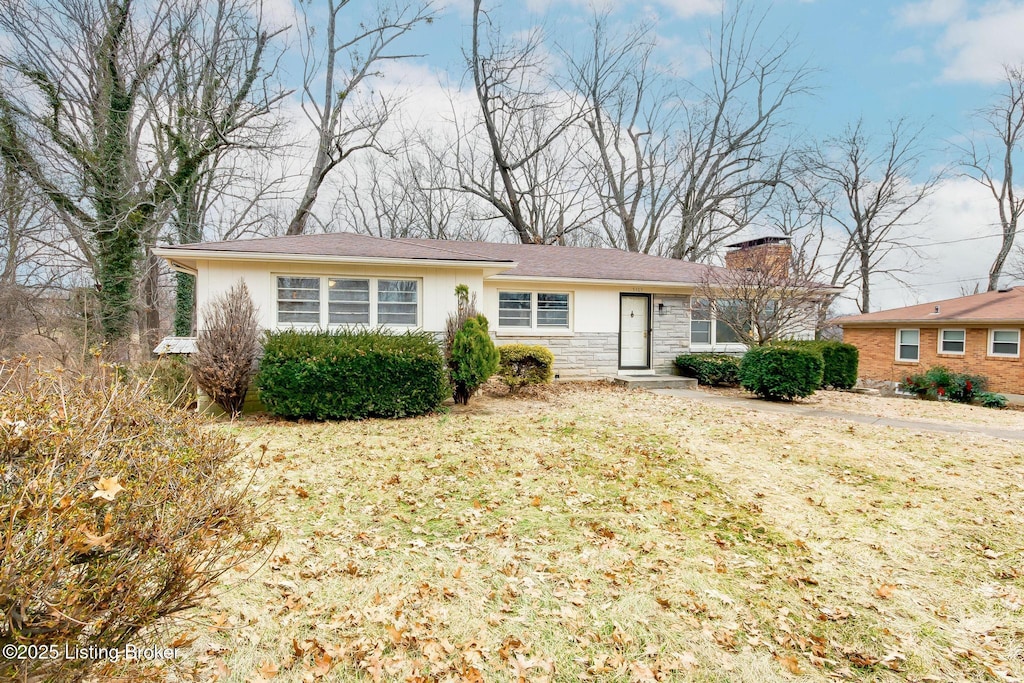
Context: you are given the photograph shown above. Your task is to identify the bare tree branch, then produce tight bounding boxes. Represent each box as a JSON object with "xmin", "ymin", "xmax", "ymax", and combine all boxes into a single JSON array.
[
  {"xmin": 801, "ymin": 118, "xmax": 940, "ymax": 313},
  {"xmin": 958, "ymin": 64, "xmax": 1024, "ymax": 291},
  {"xmin": 286, "ymin": 0, "xmax": 435, "ymax": 236}
]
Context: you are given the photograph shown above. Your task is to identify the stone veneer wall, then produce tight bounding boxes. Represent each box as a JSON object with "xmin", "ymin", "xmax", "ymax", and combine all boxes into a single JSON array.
[
  {"xmin": 651, "ymin": 295, "xmax": 691, "ymax": 373},
  {"xmin": 493, "ymin": 333, "xmax": 619, "ymax": 378}
]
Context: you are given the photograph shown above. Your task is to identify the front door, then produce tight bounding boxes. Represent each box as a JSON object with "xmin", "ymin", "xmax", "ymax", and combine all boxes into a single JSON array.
[{"xmin": 619, "ymin": 294, "xmax": 651, "ymax": 370}]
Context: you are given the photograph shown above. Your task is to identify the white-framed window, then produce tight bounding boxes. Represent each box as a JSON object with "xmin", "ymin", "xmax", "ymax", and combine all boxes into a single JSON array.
[
  {"xmin": 939, "ymin": 328, "xmax": 965, "ymax": 354},
  {"xmin": 498, "ymin": 292, "xmax": 532, "ymax": 327},
  {"xmin": 497, "ymin": 291, "xmax": 570, "ymax": 330},
  {"xmin": 690, "ymin": 298, "xmax": 745, "ymax": 347},
  {"xmin": 328, "ymin": 278, "xmax": 370, "ymax": 324},
  {"xmin": 377, "ymin": 279, "xmax": 418, "ymax": 325},
  {"xmin": 989, "ymin": 329, "xmax": 1020, "ymax": 357},
  {"xmin": 275, "ymin": 275, "xmax": 419, "ymax": 328},
  {"xmin": 277, "ymin": 277, "xmax": 321, "ymax": 324},
  {"xmin": 897, "ymin": 328, "xmax": 920, "ymax": 361}
]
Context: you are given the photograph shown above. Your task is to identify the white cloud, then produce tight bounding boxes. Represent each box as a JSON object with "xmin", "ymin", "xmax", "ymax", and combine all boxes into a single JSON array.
[
  {"xmin": 895, "ymin": 0, "xmax": 966, "ymax": 26},
  {"xmin": 865, "ymin": 177, "xmax": 1002, "ymax": 311},
  {"xmin": 649, "ymin": 0, "xmax": 721, "ymax": 18},
  {"xmin": 257, "ymin": 0, "xmax": 297, "ymax": 33},
  {"xmin": 894, "ymin": 1, "xmax": 1024, "ymax": 83},
  {"xmin": 939, "ymin": 3, "xmax": 1024, "ymax": 82}
]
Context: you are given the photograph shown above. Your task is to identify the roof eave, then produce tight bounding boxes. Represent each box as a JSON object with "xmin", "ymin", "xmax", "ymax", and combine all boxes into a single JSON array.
[
  {"xmin": 837, "ymin": 318, "xmax": 1024, "ymax": 326},
  {"xmin": 487, "ymin": 274, "xmax": 703, "ymax": 287},
  {"xmin": 152, "ymin": 247, "xmax": 517, "ymax": 273}
]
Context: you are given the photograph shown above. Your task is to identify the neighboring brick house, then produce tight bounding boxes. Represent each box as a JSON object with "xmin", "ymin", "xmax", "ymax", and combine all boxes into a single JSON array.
[{"xmin": 834, "ymin": 288, "xmax": 1024, "ymax": 395}]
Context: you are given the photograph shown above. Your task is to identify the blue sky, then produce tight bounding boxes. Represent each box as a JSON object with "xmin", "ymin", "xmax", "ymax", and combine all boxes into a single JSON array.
[{"xmin": 263, "ymin": 0, "xmax": 1024, "ymax": 311}]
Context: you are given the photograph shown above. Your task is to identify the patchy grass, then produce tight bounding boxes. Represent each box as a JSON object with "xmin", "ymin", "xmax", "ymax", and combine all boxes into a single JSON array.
[
  {"xmin": 169, "ymin": 384, "xmax": 1023, "ymax": 682},
  {"xmin": 700, "ymin": 385, "xmax": 1024, "ymax": 429}
]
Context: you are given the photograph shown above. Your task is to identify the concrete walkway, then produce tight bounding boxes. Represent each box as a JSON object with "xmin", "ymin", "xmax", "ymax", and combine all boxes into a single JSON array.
[{"xmin": 651, "ymin": 388, "xmax": 1024, "ymax": 441}]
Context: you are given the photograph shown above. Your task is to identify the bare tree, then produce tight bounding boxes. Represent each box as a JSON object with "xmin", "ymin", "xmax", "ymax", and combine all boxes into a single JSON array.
[
  {"xmin": 286, "ymin": 0, "xmax": 435, "ymax": 236},
  {"xmin": 330, "ymin": 146, "xmax": 480, "ymax": 241},
  {"xmin": 763, "ymin": 181, "xmax": 845, "ymax": 334},
  {"xmin": 454, "ymin": 0, "xmax": 588, "ymax": 244},
  {"xmin": 959, "ymin": 64, "xmax": 1024, "ymax": 291},
  {"xmin": 696, "ymin": 247, "xmax": 827, "ymax": 346},
  {"xmin": 802, "ymin": 118, "xmax": 939, "ymax": 313},
  {"xmin": 0, "ymin": 0, "xmax": 286, "ymax": 348},
  {"xmin": 147, "ymin": 0, "xmax": 289, "ymax": 338},
  {"xmin": 667, "ymin": 2, "xmax": 814, "ymax": 262},
  {"xmin": 565, "ymin": 13, "xmax": 682, "ymax": 253}
]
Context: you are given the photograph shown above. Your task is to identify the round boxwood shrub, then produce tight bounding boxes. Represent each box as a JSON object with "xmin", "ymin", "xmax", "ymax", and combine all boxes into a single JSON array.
[
  {"xmin": 498, "ymin": 343, "xmax": 555, "ymax": 393},
  {"xmin": 257, "ymin": 329, "xmax": 449, "ymax": 419},
  {"xmin": 739, "ymin": 346, "xmax": 824, "ymax": 401}
]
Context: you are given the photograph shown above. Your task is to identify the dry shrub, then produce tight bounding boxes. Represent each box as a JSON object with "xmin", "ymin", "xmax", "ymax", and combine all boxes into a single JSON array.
[
  {"xmin": 0, "ymin": 360, "xmax": 276, "ymax": 682},
  {"xmin": 135, "ymin": 356, "xmax": 196, "ymax": 409},
  {"xmin": 191, "ymin": 280, "xmax": 260, "ymax": 417}
]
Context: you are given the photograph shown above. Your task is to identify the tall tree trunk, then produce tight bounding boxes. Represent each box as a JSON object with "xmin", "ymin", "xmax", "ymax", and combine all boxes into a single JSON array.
[
  {"xmin": 139, "ymin": 249, "xmax": 162, "ymax": 355},
  {"xmin": 988, "ymin": 216, "xmax": 1017, "ymax": 291}
]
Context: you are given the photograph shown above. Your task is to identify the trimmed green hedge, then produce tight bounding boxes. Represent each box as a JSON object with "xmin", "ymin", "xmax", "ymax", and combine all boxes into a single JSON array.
[
  {"xmin": 781, "ymin": 340, "xmax": 859, "ymax": 389},
  {"xmin": 256, "ymin": 329, "xmax": 449, "ymax": 419},
  {"xmin": 498, "ymin": 344, "xmax": 555, "ymax": 392},
  {"xmin": 739, "ymin": 346, "xmax": 824, "ymax": 401},
  {"xmin": 674, "ymin": 353, "xmax": 741, "ymax": 387}
]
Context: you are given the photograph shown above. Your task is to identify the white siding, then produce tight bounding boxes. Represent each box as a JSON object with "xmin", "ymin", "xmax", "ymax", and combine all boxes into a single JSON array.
[
  {"xmin": 196, "ymin": 259, "xmax": 485, "ymax": 333},
  {"xmin": 483, "ymin": 281, "xmax": 695, "ymax": 336}
]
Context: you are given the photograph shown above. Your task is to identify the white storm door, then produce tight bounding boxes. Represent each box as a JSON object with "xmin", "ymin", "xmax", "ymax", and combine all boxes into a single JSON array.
[{"xmin": 619, "ymin": 295, "xmax": 650, "ymax": 369}]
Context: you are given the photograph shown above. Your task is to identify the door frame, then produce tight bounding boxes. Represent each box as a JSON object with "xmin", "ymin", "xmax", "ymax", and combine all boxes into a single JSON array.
[{"xmin": 618, "ymin": 293, "xmax": 652, "ymax": 370}]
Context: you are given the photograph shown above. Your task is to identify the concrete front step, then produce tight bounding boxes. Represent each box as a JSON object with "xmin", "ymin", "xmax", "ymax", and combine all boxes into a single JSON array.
[{"xmin": 612, "ymin": 375, "xmax": 699, "ymax": 390}]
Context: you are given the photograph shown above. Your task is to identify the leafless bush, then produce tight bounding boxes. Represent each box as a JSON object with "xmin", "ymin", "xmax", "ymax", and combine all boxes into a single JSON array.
[
  {"xmin": 0, "ymin": 359, "xmax": 276, "ymax": 682},
  {"xmin": 191, "ymin": 280, "xmax": 261, "ymax": 416}
]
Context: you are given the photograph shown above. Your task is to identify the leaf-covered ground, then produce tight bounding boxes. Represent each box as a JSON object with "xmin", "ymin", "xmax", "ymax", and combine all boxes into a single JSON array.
[{"xmin": 166, "ymin": 383, "xmax": 1023, "ymax": 682}]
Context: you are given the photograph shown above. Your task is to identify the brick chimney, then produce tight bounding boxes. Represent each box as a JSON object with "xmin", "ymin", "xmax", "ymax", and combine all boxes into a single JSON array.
[{"xmin": 724, "ymin": 237, "xmax": 792, "ymax": 278}]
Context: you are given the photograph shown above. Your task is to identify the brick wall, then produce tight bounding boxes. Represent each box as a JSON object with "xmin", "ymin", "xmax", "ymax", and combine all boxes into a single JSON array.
[
  {"xmin": 724, "ymin": 243, "xmax": 792, "ymax": 277},
  {"xmin": 843, "ymin": 326, "xmax": 1024, "ymax": 394}
]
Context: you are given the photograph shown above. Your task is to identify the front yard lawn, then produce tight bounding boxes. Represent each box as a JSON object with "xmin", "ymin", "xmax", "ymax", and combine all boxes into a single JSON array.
[{"xmin": 180, "ymin": 384, "xmax": 1023, "ymax": 682}]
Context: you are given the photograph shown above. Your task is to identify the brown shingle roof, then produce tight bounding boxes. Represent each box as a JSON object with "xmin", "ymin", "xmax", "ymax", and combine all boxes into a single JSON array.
[
  {"xmin": 159, "ymin": 232, "xmax": 731, "ymax": 285},
  {"xmin": 157, "ymin": 231, "xmax": 510, "ymax": 263},
  {"xmin": 834, "ymin": 287, "xmax": 1024, "ymax": 325},
  {"xmin": 399, "ymin": 238, "xmax": 723, "ymax": 283}
]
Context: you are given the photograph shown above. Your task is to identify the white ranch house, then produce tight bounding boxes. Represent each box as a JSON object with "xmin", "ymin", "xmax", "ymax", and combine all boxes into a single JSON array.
[{"xmin": 154, "ymin": 233, "xmax": 814, "ymax": 377}]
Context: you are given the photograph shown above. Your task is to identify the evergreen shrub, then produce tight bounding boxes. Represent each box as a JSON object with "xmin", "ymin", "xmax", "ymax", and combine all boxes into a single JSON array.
[
  {"xmin": 674, "ymin": 353, "xmax": 741, "ymax": 387},
  {"xmin": 257, "ymin": 329, "xmax": 449, "ymax": 419},
  {"xmin": 739, "ymin": 346, "xmax": 824, "ymax": 401},
  {"xmin": 449, "ymin": 315, "xmax": 499, "ymax": 405},
  {"xmin": 781, "ymin": 340, "xmax": 859, "ymax": 389},
  {"xmin": 498, "ymin": 344, "xmax": 555, "ymax": 393}
]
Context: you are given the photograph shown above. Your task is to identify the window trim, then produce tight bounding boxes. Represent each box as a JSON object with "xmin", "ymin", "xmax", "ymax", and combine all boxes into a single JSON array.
[
  {"xmin": 896, "ymin": 328, "xmax": 920, "ymax": 362},
  {"xmin": 274, "ymin": 274, "xmax": 421, "ymax": 329},
  {"xmin": 495, "ymin": 290, "xmax": 572, "ymax": 334},
  {"xmin": 988, "ymin": 328, "xmax": 1021, "ymax": 358},
  {"xmin": 938, "ymin": 328, "xmax": 966, "ymax": 355}
]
